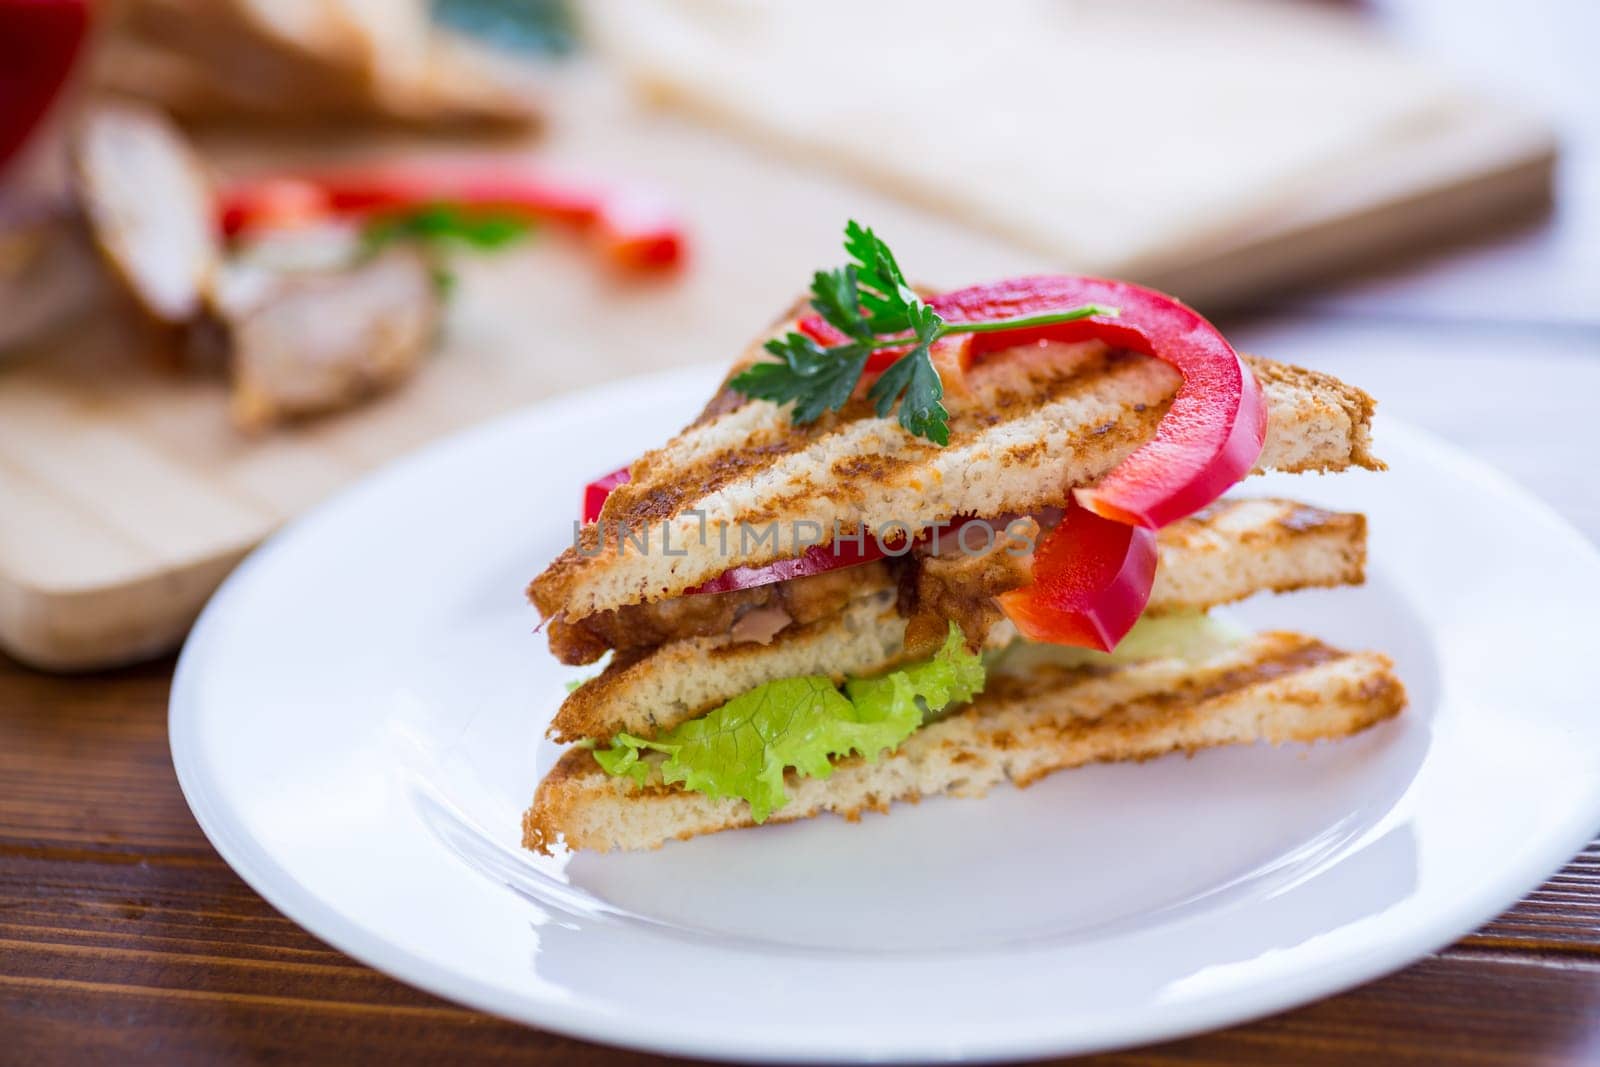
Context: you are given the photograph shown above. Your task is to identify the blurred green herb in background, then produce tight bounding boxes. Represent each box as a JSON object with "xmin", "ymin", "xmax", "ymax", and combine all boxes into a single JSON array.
[
  {"xmin": 431, "ymin": 0, "xmax": 578, "ymax": 56},
  {"xmin": 363, "ymin": 204, "xmax": 533, "ymax": 252},
  {"xmin": 363, "ymin": 204, "xmax": 535, "ymax": 296}
]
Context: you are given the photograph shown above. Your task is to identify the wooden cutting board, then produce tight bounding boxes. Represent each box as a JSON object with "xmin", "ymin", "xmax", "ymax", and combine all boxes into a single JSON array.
[{"xmin": 0, "ymin": 67, "xmax": 1553, "ymax": 671}]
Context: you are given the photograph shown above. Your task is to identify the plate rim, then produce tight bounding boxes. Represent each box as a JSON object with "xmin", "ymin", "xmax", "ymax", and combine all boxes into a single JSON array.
[{"xmin": 170, "ymin": 362, "xmax": 1600, "ymax": 1062}]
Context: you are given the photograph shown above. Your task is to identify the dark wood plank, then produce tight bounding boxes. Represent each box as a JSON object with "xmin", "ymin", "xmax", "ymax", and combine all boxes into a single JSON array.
[{"xmin": 3, "ymin": 651, "xmax": 1599, "ymax": 1066}]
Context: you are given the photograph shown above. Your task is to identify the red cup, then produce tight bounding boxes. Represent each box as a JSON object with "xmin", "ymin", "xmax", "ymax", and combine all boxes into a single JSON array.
[
  {"xmin": 0, "ymin": 0, "xmax": 93, "ymax": 351},
  {"xmin": 0, "ymin": 0, "xmax": 90, "ymax": 179}
]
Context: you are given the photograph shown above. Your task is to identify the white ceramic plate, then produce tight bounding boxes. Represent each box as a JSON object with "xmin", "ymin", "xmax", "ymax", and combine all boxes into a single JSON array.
[{"xmin": 172, "ymin": 364, "xmax": 1600, "ymax": 1063}]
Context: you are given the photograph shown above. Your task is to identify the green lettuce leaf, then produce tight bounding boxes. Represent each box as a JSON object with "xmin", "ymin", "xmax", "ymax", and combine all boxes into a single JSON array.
[
  {"xmin": 844, "ymin": 625, "xmax": 986, "ymax": 725},
  {"xmin": 591, "ymin": 623, "xmax": 984, "ymax": 822}
]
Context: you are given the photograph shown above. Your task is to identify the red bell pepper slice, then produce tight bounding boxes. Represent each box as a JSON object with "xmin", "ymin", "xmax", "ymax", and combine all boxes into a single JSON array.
[
  {"xmin": 0, "ymin": 0, "xmax": 88, "ymax": 175},
  {"xmin": 934, "ymin": 277, "xmax": 1265, "ymax": 529},
  {"xmin": 218, "ymin": 161, "xmax": 687, "ymax": 273},
  {"xmin": 217, "ymin": 176, "xmax": 331, "ymax": 236},
  {"xmin": 686, "ymin": 534, "xmax": 894, "ymax": 594},
  {"xmin": 799, "ymin": 276, "xmax": 1266, "ymax": 529},
  {"xmin": 583, "ymin": 466, "xmax": 632, "ymax": 523},
  {"xmin": 997, "ymin": 502, "xmax": 1158, "ymax": 653}
]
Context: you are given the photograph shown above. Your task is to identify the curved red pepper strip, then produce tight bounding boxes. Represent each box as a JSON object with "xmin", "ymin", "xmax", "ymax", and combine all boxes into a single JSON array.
[
  {"xmin": 0, "ymin": 0, "xmax": 88, "ymax": 175},
  {"xmin": 929, "ymin": 277, "xmax": 1266, "ymax": 529},
  {"xmin": 217, "ymin": 177, "xmax": 331, "ymax": 236},
  {"xmin": 218, "ymin": 162, "xmax": 687, "ymax": 273},
  {"xmin": 997, "ymin": 502, "xmax": 1158, "ymax": 653},
  {"xmin": 803, "ymin": 276, "xmax": 1265, "ymax": 529}
]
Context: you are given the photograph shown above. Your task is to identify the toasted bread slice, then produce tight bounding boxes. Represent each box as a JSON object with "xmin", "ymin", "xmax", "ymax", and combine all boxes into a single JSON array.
[
  {"xmin": 1151, "ymin": 496, "xmax": 1368, "ymax": 612},
  {"xmin": 550, "ymin": 497, "xmax": 1366, "ymax": 743},
  {"xmin": 524, "ymin": 631, "xmax": 1406, "ymax": 854},
  {"xmin": 529, "ymin": 327, "xmax": 1380, "ymax": 623},
  {"xmin": 96, "ymin": 0, "xmax": 539, "ymax": 129}
]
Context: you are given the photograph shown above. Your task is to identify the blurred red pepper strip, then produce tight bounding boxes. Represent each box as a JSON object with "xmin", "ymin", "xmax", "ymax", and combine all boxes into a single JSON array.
[
  {"xmin": 216, "ymin": 176, "xmax": 330, "ymax": 234},
  {"xmin": 799, "ymin": 276, "xmax": 1265, "ymax": 529},
  {"xmin": 0, "ymin": 0, "xmax": 89, "ymax": 174},
  {"xmin": 218, "ymin": 161, "xmax": 687, "ymax": 273}
]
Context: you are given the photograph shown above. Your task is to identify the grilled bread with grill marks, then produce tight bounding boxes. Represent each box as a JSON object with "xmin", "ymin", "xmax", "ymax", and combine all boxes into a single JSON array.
[
  {"xmin": 529, "ymin": 320, "xmax": 1380, "ymax": 625},
  {"xmin": 550, "ymin": 497, "xmax": 1368, "ymax": 743},
  {"xmin": 525, "ymin": 630, "xmax": 1406, "ymax": 854}
]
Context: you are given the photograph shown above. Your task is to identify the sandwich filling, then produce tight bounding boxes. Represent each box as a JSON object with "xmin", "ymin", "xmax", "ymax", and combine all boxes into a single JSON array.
[
  {"xmin": 589, "ymin": 622, "xmax": 983, "ymax": 823},
  {"xmin": 580, "ymin": 609, "xmax": 1243, "ymax": 822},
  {"xmin": 547, "ymin": 518, "xmax": 1038, "ymax": 667}
]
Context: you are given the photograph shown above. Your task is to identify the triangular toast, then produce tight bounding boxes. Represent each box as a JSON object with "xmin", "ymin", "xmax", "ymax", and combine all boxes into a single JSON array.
[{"xmin": 529, "ymin": 313, "xmax": 1379, "ymax": 625}]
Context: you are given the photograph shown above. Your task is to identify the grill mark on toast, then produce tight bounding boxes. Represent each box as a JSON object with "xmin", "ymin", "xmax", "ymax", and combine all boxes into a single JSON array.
[
  {"xmin": 606, "ymin": 345, "xmax": 1125, "ymax": 528},
  {"xmin": 980, "ymin": 632, "xmax": 1341, "ymax": 704},
  {"xmin": 1149, "ymin": 498, "xmax": 1367, "ymax": 611},
  {"xmin": 985, "ymin": 633, "xmax": 1337, "ymax": 710},
  {"xmin": 620, "ymin": 435, "xmax": 812, "ymax": 523}
]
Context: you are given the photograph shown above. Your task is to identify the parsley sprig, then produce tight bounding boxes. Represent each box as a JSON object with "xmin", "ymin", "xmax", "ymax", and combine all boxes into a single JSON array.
[{"xmin": 729, "ymin": 221, "xmax": 1116, "ymax": 445}]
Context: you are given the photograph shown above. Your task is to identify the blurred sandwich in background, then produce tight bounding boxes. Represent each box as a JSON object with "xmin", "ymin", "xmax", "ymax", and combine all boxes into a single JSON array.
[{"xmin": 90, "ymin": 0, "xmax": 543, "ymax": 129}]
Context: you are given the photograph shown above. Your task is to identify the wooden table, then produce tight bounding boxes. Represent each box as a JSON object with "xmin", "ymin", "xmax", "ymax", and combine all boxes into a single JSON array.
[
  {"xmin": 5, "ymin": 2, "xmax": 1598, "ymax": 1062},
  {"xmin": 4, "ymin": 643, "xmax": 1599, "ymax": 1067}
]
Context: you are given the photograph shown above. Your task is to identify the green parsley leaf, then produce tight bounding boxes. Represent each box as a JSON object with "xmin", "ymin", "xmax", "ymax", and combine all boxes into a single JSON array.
[
  {"xmin": 591, "ymin": 623, "xmax": 983, "ymax": 821},
  {"xmin": 843, "ymin": 218, "xmax": 916, "ymax": 335},
  {"xmin": 728, "ymin": 219, "xmax": 1118, "ymax": 446},
  {"xmin": 808, "ymin": 266, "xmax": 871, "ymax": 341},
  {"xmin": 729, "ymin": 332, "xmax": 871, "ymax": 424},
  {"xmin": 868, "ymin": 301, "xmax": 949, "ymax": 444}
]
